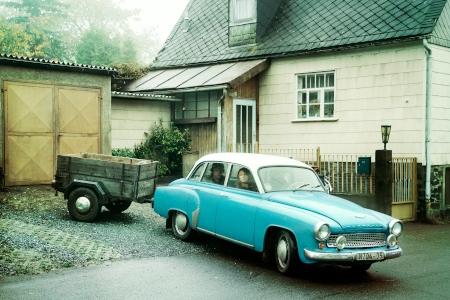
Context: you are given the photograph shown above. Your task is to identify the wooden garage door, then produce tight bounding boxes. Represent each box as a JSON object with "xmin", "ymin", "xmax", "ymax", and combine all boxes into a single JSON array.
[
  {"xmin": 57, "ymin": 87, "xmax": 100, "ymax": 154},
  {"xmin": 3, "ymin": 81, "xmax": 100, "ymax": 186}
]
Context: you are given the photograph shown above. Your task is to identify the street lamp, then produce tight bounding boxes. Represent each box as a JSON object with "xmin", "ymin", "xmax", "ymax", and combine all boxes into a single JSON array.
[{"xmin": 381, "ymin": 125, "xmax": 391, "ymax": 150}]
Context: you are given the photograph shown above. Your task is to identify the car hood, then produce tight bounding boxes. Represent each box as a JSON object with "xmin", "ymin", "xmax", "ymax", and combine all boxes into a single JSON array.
[{"xmin": 266, "ymin": 192, "xmax": 389, "ymax": 231}]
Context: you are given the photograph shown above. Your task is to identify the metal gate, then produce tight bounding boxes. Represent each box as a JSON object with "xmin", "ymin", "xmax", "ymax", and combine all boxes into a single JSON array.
[{"xmin": 392, "ymin": 157, "xmax": 417, "ymax": 221}]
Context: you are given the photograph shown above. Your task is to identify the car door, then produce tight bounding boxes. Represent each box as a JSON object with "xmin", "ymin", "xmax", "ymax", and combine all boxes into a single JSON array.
[
  {"xmin": 188, "ymin": 162, "xmax": 229, "ymax": 234},
  {"xmin": 215, "ymin": 164, "xmax": 260, "ymax": 248}
]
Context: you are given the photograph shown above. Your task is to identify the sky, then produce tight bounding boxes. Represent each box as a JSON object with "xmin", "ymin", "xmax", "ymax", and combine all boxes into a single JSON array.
[{"xmin": 120, "ymin": 0, "xmax": 191, "ymax": 41}]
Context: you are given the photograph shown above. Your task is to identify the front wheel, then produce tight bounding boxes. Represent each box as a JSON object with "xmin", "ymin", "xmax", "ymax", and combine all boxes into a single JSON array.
[
  {"xmin": 67, "ymin": 188, "xmax": 99, "ymax": 222},
  {"xmin": 275, "ymin": 229, "xmax": 299, "ymax": 275},
  {"xmin": 171, "ymin": 211, "xmax": 193, "ymax": 241},
  {"xmin": 351, "ymin": 264, "xmax": 372, "ymax": 272},
  {"xmin": 104, "ymin": 201, "xmax": 132, "ymax": 213}
]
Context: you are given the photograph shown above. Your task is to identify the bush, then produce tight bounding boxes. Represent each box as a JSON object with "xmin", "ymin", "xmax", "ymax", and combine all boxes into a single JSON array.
[
  {"xmin": 113, "ymin": 119, "xmax": 190, "ymax": 176},
  {"xmin": 111, "ymin": 147, "xmax": 135, "ymax": 158}
]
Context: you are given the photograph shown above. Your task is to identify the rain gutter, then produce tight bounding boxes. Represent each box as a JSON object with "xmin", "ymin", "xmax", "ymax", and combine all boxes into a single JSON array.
[{"xmin": 423, "ymin": 39, "xmax": 432, "ymax": 214}]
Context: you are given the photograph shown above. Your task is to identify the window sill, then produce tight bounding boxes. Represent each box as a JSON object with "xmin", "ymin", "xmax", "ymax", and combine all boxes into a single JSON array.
[
  {"xmin": 291, "ymin": 118, "xmax": 339, "ymax": 123},
  {"xmin": 173, "ymin": 117, "xmax": 217, "ymax": 125}
]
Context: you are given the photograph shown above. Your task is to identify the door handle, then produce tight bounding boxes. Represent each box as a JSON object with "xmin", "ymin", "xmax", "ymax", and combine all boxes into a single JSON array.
[{"xmin": 220, "ymin": 193, "xmax": 228, "ymax": 197}]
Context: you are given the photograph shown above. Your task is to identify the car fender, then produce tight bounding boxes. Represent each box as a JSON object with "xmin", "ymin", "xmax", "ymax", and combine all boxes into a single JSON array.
[
  {"xmin": 254, "ymin": 200, "xmax": 339, "ymax": 262},
  {"xmin": 153, "ymin": 186, "xmax": 200, "ymax": 228}
]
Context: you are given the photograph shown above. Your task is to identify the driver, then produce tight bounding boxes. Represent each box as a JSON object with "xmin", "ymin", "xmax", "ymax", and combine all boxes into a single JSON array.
[{"xmin": 208, "ymin": 163, "xmax": 225, "ymax": 185}]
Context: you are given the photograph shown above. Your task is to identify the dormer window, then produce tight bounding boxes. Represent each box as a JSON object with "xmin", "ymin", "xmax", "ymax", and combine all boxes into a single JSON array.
[{"xmin": 230, "ymin": 0, "xmax": 256, "ymax": 25}]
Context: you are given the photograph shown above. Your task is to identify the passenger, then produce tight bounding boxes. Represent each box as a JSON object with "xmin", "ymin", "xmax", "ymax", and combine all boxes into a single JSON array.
[{"xmin": 236, "ymin": 168, "xmax": 257, "ymax": 192}]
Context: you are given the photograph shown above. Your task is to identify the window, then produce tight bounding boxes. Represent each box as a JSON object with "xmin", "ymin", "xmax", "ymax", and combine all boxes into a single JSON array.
[
  {"xmin": 230, "ymin": 0, "xmax": 256, "ymax": 24},
  {"xmin": 296, "ymin": 72, "xmax": 335, "ymax": 119},
  {"xmin": 174, "ymin": 91, "xmax": 219, "ymax": 122}
]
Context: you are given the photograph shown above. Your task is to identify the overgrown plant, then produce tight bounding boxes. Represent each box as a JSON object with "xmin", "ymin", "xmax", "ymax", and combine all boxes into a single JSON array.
[{"xmin": 113, "ymin": 119, "xmax": 190, "ymax": 176}]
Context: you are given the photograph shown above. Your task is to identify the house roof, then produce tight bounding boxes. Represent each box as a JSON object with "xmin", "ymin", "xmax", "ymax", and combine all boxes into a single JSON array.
[
  {"xmin": 124, "ymin": 59, "xmax": 270, "ymax": 92},
  {"xmin": 152, "ymin": 0, "xmax": 449, "ymax": 69},
  {"xmin": 0, "ymin": 54, "xmax": 118, "ymax": 75}
]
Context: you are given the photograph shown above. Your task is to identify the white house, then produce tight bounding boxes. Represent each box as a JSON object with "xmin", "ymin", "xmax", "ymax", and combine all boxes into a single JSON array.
[{"xmin": 124, "ymin": 0, "xmax": 450, "ymax": 219}]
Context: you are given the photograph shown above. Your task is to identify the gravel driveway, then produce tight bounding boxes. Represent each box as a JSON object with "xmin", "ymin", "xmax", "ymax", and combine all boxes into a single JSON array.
[{"xmin": 0, "ymin": 182, "xmax": 220, "ymax": 276}]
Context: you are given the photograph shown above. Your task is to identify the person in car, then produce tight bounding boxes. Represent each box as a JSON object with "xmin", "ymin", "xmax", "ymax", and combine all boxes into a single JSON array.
[
  {"xmin": 208, "ymin": 163, "xmax": 225, "ymax": 185},
  {"xmin": 236, "ymin": 168, "xmax": 257, "ymax": 192}
]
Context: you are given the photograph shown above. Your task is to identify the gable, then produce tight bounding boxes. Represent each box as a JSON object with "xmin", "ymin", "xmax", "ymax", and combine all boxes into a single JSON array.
[{"xmin": 430, "ymin": 0, "xmax": 450, "ymax": 47}]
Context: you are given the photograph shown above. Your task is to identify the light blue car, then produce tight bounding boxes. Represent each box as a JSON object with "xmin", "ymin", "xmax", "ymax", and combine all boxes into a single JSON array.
[{"xmin": 153, "ymin": 153, "xmax": 403, "ymax": 275}]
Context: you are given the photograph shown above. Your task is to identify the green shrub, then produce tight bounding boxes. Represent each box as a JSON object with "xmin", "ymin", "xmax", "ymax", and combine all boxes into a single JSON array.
[
  {"xmin": 113, "ymin": 119, "xmax": 190, "ymax": 176},
  {"xmin": 111, "ymin": 147, "xmax": 135, "ymax": 158}
]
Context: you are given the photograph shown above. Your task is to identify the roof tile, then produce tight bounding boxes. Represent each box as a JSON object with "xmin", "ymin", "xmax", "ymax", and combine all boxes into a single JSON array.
[{"xmin": 152, "ymin": 0, "xmax": 447, "ymax": 68}]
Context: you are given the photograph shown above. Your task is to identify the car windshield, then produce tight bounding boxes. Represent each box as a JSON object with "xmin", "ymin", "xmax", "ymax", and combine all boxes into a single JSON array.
[{"xmin": 258, "ymin": 166, "xmax": 325, "ymax": 192}]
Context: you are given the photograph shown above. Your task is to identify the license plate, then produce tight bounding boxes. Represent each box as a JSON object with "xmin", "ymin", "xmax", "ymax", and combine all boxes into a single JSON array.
[{"xmin": 355, "ymin": 251, "xmax": 385, "ymax": 261}]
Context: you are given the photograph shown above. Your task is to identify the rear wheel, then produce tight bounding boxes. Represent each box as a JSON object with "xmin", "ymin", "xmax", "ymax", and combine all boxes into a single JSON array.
[
  {"xmin": 104, "ymin": 201, "xmax": 132, "ymax": 213},
  {"xmin": 172, "ymin": 211, "xmax": 193, "ymax": 241},
  {"xmin": 275, "ymin": 229, "xmax": 299, "ymax": 275},
  {"xmin": 67, "ymin": 188, "xmax": 99, "ymax": 222}
]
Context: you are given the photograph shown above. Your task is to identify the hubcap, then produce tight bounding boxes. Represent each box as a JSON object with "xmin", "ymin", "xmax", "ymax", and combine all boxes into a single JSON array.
[
  {"xmin": 277, "ymin": 238, "xmax": 288, "ymax": 266},
  {"xmin": 175, "ymin": 213, "xmax": 188, "ymax": 233},
  {"xmin": 75, "ymin": 196, "xmax": 91, "ymax": 213}
]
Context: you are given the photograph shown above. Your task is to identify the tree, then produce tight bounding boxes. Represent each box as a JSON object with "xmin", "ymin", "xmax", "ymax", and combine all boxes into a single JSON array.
[
  {"xmin": 0, "ymin": 0, "xmax": 68, "ymax": 60},
  {"xmin": 0, "ymin": 17, "xmax": 30, "ymax": 56},
  {"xmin": 0, "ymin": 0, "xmax": 161, "ymax": 66}
]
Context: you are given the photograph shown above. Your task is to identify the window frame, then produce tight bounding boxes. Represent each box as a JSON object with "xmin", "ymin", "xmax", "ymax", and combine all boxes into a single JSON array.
[
  {"xmin": 173, "ymin": 90, "xmax": 220, "ymax": 124},
  {"xmin": 294, "ymin": 71, "xmax": 337, "ymax": 122}
]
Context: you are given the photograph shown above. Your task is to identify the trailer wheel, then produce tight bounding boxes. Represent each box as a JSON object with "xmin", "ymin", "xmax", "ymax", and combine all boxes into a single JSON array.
[
  {"xmin": 104, "ymin": 201, "xmax": 132, "ymax": 213},
  {"xmin": 68, "ymin": 188, "xmax": 99, "ymax": 222}
]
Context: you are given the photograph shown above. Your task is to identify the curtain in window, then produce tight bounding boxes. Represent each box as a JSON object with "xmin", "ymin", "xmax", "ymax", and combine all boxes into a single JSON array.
[{"xmin": 233, "ymin": 0, "xmax": 255, "ymax": 21}]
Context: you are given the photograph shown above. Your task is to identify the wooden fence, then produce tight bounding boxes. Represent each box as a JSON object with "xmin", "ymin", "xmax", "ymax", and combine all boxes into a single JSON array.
[{"xmin": 257, "ymin": 148, "xmax": 417, "ymax": 203}]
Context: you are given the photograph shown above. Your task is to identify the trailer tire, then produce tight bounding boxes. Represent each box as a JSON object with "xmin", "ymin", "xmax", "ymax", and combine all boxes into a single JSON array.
[
  {"xmin": 68, "ymin": 188, "xmax": 99, "ymax": 222},
  {"xmin": 104, "ymin": 201, "xmax": 132, "ymax": 213}
]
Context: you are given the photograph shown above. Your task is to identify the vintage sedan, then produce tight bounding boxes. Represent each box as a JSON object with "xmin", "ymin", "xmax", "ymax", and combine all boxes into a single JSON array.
[{"xmin": 153, "ymin": 153, "xmax": 403, "ymax": 275}]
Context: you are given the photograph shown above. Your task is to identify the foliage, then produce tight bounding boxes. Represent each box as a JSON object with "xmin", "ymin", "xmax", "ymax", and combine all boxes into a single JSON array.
[
  {"xmin": 133, "ymin": 119, "xmax": 191, "ymax": 176},
  {"xmin": 111, "ymin": 147, "xmax": 135, "ymax": 158},
  {"xmin": 113, "ymin": 62, "xmax": 150, "ymax": 80},
  {"xmin": 0, "ymin": 0, "xmax": 161, "ymax": 66},
  {"xmin": 76, "ymin": 27, "xmax": 122, "ymax": 66},
  {"xmin": 0, "ymin": 17, "xmax": 30, "ymax": 56}
]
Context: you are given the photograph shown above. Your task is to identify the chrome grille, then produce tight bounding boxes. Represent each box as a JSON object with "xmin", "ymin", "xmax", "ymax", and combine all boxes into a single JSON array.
[{"xmin": 327, "ymin": 233, "xmax": 386, "ymax": 248}]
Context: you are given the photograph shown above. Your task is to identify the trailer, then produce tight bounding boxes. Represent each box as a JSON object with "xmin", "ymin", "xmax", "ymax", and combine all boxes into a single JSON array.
[{"xmin": 52, "ymin": 153, "xmax": 158, "ymax": 222}]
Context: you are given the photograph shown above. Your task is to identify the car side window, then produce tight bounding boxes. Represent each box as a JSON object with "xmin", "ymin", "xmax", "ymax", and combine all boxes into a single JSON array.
[
  {"xmin": 201, "ymin": 162, "xmax": 227, "ymax": 185},
  {"xmin": 188, "ymin": 163, "xmax": 206, "ymax": 181},
  {"xmin": 227, "ymin": 164, "xmax": 258, "ymax": 192}
]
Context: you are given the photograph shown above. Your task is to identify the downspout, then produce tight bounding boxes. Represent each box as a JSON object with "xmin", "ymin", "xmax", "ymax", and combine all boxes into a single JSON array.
[
  {"xmin": 423, "ymin": 39, "xmax": 432, "ymax": 217},
  {"xmin": 217, "ymin": 88, "xmax": 227, "ymax": 153}
]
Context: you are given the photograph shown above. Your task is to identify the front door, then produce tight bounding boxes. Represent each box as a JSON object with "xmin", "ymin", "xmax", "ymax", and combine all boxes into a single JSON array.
[{"xmin": 233, "ymin": 99, "xmax": 256, "ymax": 153}]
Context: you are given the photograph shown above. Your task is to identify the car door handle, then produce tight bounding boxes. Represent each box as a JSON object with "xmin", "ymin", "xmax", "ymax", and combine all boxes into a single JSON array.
[{"xmin": 220, "ymin": 193, "xmax": 228, "ymax": 197}]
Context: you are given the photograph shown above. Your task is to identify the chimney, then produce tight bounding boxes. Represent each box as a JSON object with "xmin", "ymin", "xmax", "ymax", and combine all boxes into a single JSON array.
[{"xmin": 183, "ymin": 12, "xmax": 190, "ymax": 32}]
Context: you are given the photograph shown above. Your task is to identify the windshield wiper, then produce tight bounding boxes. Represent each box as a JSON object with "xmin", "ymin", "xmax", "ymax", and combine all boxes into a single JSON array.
[
  {"xmin": 294, "ymin": 183, "xmax": 310, "ymax": 190},
  {"xmin": 308, "ymin": 184, "xmax": 323, "ymax": 192}
]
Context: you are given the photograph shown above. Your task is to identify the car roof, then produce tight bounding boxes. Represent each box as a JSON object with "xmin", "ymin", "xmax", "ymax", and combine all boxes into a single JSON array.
[{"xmin": 196, "ymin": 152, "xmax": 311, "ymax": 171}]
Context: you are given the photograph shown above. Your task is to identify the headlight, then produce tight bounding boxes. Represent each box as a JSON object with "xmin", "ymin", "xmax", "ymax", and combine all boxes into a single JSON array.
[
  {"xmin": 336, "ymin": 235, "xmax": 347, "ymax": 250},
  {"xmin": 387, "ymin": 234, "xmax": 397, "ymax": 247},
  {"xmin": 314, "ymin": 222, "xmax": 331, "ymax": 241},
  {"xmin": 389, "ymin": 220, "xmax": 403, "ymax": 237}
]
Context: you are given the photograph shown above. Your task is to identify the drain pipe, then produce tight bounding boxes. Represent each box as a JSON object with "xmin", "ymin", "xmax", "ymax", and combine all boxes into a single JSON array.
[
  {"xmin": 423, "ymin": 39, "xmax": 432, "ymax": 217},
  {"xmin": 217, "ymin": 88, "xmax": 227, "ymax": 152}
]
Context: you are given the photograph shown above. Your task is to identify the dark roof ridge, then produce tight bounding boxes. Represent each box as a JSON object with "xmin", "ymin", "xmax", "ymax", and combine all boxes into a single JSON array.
[{"xmin": 0, "ymin": 54, "xmax": 118, "ymax": 75}]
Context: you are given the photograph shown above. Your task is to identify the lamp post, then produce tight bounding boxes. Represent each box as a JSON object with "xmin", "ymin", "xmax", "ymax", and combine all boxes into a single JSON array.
[
  {"xmin": 381, "ymin": 125, "xmax": 391, "ymax": 150},
  {"xmin": 375, "ymin": 125, "xmax": 393, "ymax": 215}
]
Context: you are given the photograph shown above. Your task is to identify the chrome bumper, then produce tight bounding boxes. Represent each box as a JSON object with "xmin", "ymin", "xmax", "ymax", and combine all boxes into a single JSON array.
[{"xmin": 304, "ymin": 247, "xmax": 402, "ymax": 262}]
